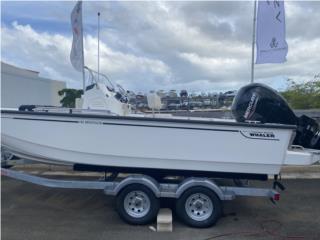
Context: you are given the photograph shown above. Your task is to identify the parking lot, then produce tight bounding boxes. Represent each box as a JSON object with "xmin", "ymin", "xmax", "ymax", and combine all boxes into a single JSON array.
[{"xmin": 2, "ymin": 174, "xmax": 320, "ymax": 240}]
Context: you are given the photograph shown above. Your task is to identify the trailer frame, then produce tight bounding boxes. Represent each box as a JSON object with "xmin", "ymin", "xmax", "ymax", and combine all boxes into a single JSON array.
[{"xmin": 1, "ymin": 167, "xmax": 280, "ymax": 227}]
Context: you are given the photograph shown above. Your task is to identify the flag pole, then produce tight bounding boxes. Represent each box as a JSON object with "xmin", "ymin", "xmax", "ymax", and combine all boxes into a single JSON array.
[
  {"xmin": 81, "ymin": 1, "xmax": 86, "ymax": 93},
  {"xmin": 81, "ymin": 28, "xmax": 85, "ymax": 93},
  {"xmin": 97, "ymin": 12, "xmax": 100, "ymax": 82},
  {"xmin": 251, "ymin": 0, "xmax": 257, "ymax": 83}
]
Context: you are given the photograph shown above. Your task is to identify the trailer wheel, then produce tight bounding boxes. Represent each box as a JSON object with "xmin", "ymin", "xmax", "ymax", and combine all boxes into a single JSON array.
[
  {"xmin": 116, "ymin": 184, "xmax": 159, "ymax": 225},
  {"xmin": 176, "ymin": 186, "xmax": 222, "ymax": 228},
  {"xmin": 1, "ymin": 147, "xmax": 14, "ymax": 169}
]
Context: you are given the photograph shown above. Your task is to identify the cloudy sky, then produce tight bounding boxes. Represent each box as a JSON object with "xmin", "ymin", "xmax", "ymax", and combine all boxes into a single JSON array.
[{"xmin": 1, "ymin": 1, "xmax": 320, "ymax": 93}]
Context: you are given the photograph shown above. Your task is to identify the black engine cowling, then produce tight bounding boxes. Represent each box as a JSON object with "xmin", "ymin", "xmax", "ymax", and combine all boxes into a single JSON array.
[{"xmin": 231, "ymin": 83, "xmax": 320, "ymax": 150}]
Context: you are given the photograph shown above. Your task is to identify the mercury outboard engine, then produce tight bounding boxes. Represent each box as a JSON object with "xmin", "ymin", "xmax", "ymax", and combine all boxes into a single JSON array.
[{"xmin": 232, "ymin": 83, "xmax": 320, "ymax": 150}]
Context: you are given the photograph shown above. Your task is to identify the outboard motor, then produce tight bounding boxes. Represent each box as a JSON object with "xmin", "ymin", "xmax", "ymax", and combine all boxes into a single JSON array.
[{"xmin": 232, "ymin": 83, "xmax": 320, "ymax": 150}]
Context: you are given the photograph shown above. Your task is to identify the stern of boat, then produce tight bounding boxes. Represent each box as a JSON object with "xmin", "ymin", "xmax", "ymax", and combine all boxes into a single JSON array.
[{"xmin": 284, "ymin": 147, "xmax": 320, "ymax": 166}]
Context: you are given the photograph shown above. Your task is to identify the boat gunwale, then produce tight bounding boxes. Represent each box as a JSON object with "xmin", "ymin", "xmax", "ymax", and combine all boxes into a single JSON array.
[{"xmin": 1, "ymin": 109, "xmax": 297, "ymax": 130}]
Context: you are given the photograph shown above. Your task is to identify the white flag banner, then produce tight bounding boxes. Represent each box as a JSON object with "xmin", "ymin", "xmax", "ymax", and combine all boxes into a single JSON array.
[
  {"xmin": 70, "ymin": 1, "xmax": 84, "ymax": 72},
  {"xmin": 256, "ymin": 0, "xmax": 288, "ymax": 64}
]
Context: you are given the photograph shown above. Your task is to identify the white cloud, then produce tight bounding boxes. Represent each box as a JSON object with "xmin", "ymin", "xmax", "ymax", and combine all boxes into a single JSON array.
[
  {"xmin": 179, "ymin": 52, "xmax": 243, "ymax": 77},
  {"xmin": 1, "ymin": 1, "xmax": 320, "ymax": 93},
  {"xmin": 1, "ymin": 21, "xmax": 172, "ymax": 90}
]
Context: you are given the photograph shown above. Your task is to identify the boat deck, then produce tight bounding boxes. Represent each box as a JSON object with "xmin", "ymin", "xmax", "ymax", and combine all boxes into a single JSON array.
[{"xmin": 1, "ymin": 107, "xmax": 296, "ymax": 129}]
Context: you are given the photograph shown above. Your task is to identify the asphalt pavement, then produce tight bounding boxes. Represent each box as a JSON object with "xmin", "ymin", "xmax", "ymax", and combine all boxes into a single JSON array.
[{"xmin": 1, "ymin": 176, "xmax": 320, "ymax": 240}]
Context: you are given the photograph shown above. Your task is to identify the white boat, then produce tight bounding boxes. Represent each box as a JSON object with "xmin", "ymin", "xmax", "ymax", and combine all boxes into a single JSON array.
[
  {"xmin": 3, "ymin": 2, "xmax": 320, "ymax": 229},
  {"xmin": 1, "ymin": 107, "xmax": 319, "ymax": 180},
  {"xmin": 1, "ymin": 69, "xmax": 320, "ymax": 179},
  {"xmin": 0, "ymin": 109, "xmax": 292, "ymax": 176}
]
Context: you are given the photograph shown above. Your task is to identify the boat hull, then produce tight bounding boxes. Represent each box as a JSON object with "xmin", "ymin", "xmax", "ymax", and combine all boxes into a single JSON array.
[{"xmin": 1, "ymin": 110, "xmax": 295, "ymax": 175}]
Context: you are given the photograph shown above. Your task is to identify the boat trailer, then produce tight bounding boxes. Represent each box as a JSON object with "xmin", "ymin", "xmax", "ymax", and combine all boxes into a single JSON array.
[{"xmin": 1, "ymin": 167, "xmax": 280, "ymax": 228}]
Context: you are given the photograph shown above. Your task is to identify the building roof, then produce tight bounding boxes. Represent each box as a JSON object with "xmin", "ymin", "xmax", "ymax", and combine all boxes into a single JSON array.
[
  {"xmin": 1, "ymin": 61, "xmax": 65, "ymax": 84},
  {"xmin": 1, "ymin": 61, "xmax": 40, "ymax": 78}
]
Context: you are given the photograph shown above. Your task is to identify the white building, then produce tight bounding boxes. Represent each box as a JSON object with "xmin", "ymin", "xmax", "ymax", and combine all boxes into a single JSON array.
[{"xmin": 1, "ymin": 62, "xmax": 66, "ymax": 108}]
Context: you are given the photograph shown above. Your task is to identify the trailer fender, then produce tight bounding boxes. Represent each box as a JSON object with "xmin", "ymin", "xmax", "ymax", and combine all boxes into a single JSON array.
[
  {"xmin": 103, "ymin": 175, "xmax": 161, "ymax": 197},
  {"xmin": 175, "ymin": 177, "xmax": 227, "ymax": 200}
]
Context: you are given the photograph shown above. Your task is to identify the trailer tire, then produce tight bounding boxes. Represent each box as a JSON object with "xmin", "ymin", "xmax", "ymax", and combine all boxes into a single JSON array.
[
  {"xmin": 176, "ymin": 186, "xmax": 222, "ymax": 228},
  {"xmin": 116, "ymin": 184, "xmax": 159, "ymax": 225}
]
